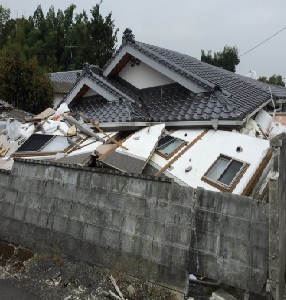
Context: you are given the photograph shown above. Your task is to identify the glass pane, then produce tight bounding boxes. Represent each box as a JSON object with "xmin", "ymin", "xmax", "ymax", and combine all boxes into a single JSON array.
[
  {"xmin": 206, "ymin": 157, "xmax": 229, "ymax": 181},
  {"xmin": 158, "ymin": 135, "xmax": 175, "ymax": 147},
  {"xmin": 17, "ymin": 134, "xmax": 53, "ymax": 152},
  {"xmin": 157, "ymin": 139, "xmax": 184, "ymax": 157},
  {"xmin": 219, "ymin": 160, "xmax": 243, "ymax": 186},
  {"xmin": 40, "ymin": 136, "xmax": 77, "ymax": 153}
]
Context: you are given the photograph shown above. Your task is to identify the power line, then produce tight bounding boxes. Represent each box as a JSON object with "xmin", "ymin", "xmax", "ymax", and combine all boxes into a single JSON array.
[{"xmin": 240, "ymin": 25, "xmax": 286, "ymax": 57}]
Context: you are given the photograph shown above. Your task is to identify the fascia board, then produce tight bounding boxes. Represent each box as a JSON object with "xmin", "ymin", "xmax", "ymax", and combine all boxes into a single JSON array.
[
  {"xmin": 103, "ymin": 45, "xmax": 208, "ymax": 94},
  {"xmin": 64, "ymin": 77, "xmax": 118, "ymax": 105}
]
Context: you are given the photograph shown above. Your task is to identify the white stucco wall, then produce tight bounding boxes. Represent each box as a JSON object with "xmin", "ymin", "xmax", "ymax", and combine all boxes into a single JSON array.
[
  {"xmin": 119, "ymin": 61, "xmax": 175, "ymax": 89},
  {"xmin": 54, "ymin": 94, "xmax": 64, "ymax": 109},
  {"xmin": 149, "ymin": 129, "xmax": 270, "ymax": 195}
]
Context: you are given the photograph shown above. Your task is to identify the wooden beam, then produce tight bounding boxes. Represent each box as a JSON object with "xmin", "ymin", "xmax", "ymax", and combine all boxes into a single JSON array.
[
  {"xmin": 110, "ymin": 53, "xmax": 133, "ymax": 76},
  {"xmin": 242, "ymin": 149, "xmax": 272, "ymax": 196},
  {"xmin": 155, "ymin": 129, "xmax": 209, "ymax": 177}
]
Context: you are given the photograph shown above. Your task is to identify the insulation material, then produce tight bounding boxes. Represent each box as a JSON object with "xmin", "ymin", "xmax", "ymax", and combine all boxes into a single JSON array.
[
  {"xmin": 6, "ymin": 119, "xmax": 22, "ymax": 141},
  {"xmin": 269, "ymin": 122, "xmax": 286, "ymax": 140},
  {"xmin": 255, "ymin": 109, "xmax": 273, "ymax": 134},
  {"xmin": 55, "ymin": 103, "xmax": 70, "ymax": 116},
  {"xmin": 42, "ymin": 121, "xmax": 61, "ymax": 134},
  {"xmin": 101, "ymin": 124, "xmax": 165, "ymax": 173}
]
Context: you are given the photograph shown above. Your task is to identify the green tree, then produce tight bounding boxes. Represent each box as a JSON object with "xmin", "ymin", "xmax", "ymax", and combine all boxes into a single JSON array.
[
  {"xmin": 0, "ymin": 47, "xmax": 53, "ymax": 113},
  {"xmin": 0, "ymin": 5, "xmax": 10, "ymax": 44},
  {"xmin": 258, "ymin": 74, "xmax": 285, "ymax": 87},
  {"xmin": 201, "ymin": 45, "xmax": 240, "ymax": 72}
]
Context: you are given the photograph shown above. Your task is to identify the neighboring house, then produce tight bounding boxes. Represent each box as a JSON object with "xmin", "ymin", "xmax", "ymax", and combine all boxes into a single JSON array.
[
  {"xmin": 61, "ymin": 28, "xmax": 286, "ymax": 131},
  {"xmin": 50, "ymin": 70, "xmax": 82, "ymax": 108}
]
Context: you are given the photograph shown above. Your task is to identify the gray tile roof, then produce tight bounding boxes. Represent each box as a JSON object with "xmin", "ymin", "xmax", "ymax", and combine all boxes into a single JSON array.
[
  {"xmin": 50, "ymin": 70, "xmax": 82, "ymax": 84},
  {"xmin": 50, "ymin": 70, "xmax": 82, "ymax": 94},
  {"xmin": 68, "ymin": 29, "xmax": 286, "ymax": 124},
  {"xmin": 70, "ymin": 94, "xmax": 150, "ymax": 123}
]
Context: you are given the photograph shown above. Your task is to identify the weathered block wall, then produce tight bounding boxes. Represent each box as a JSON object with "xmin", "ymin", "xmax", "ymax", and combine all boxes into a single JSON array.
[
  {"xmin": 269, "ymin": 133, "xmax": 286, "ymax": 300},
  {"xmin": 189, "ymin": 188, "xmax": 269, "ymax": 294},
  {"xmin": 0, "ymin": 160, "xmax": 194, "ymax": 293},
  {"xmin": 0, "ymin": 159, "xmax": 270, "ymax": 295}
]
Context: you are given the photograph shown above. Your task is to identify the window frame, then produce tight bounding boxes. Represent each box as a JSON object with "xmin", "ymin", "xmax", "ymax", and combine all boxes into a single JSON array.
[
  {"xmin": 156, "ymin": 136, "xmax": 186, "ymax": 160},
  {"xmin": 201, "ymin": 154, "xmax": 249, "ymax": 192}
]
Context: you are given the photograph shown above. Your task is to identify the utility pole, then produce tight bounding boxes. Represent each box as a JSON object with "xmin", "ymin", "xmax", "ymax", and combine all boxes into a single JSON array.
[{"xmin": 65, "ymin": 44, "xmax": 77, "ymax": 59}]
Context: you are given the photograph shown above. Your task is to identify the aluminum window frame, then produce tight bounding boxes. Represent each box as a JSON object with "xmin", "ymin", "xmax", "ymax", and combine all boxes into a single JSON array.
[
  {"xmin": 156, "ymin": 136, "xmax": 186, "ymax": 160},
  {"xmin": 201, "ymin": 154, "xmax": 249, "ymax": 192}
]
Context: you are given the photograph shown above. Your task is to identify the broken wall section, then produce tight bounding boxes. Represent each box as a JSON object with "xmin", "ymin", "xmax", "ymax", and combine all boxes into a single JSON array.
[
  {"xmin": 189, "ymin": 188, "xmax": 269, "ymax": 294},
  {"xmin": 269, "ymin": 133, "xmax": 286, "ymax": 300},
  {"xmin": 0, "ymin": 159, "xmax": 194, "ymax": 295}
]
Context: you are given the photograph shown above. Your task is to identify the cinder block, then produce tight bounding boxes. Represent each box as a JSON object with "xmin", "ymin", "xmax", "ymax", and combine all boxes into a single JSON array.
[
  {"xmin": 222, "ymin": 193, "xmax": 252, "ymax": 220},
  {"xmin": 76, "ymin": 170, "xmax": 93, "ymax": 188},
  {"xmin": 0, "ymin": 172, "xmax": 10, "ymax": 186},
  {"xmin": 166, "ymin": 203, "xmax": 193, "ymax": 226},
  {"xmin": 55, "ymin": 183, "xmax": 75, "ymax": 200},
  {"xmin": 63, "ymin": 235, "xmax": 82, "ymax": 258},
  {"xmin": 221, "ymin": 215, "xmax": 251, "ymax": 242},
  {"xmin": 39, "ymin": 195, "xmax": 55, "ymax": 212},
  {"xmin": 45, "ymin": 181, "xmax": 60, "ymax": 198},
  {"xmin": 196, "ymin": 188, "xmax": 223, "ymax": 213},
  {"xmin": 120, "ymin": 231, "xmax": 134, "ymax": 254},
  {"xmin": 4, "ymin": 188, "xmax": 18, "ymax": 204},
  {"xmin": 121, "ymin": 214, "xmax": 137, "ymax": 235},
  {"xmin": 251, "ymin": 201, "xmax": 269, "ymax": 223},
  {"xmin": 194, "ymin": 209, "xmax": 221, "ymax": 235},
  {"xmin": 100, "ymin": 192, "xmax": 124, "ymax": 211},
  {"xmin": 100, "ymin": 227, "xmax": 120, "ymax": 250},
  {"xmin": 13, "ymin": 204, "xmax": 26, "ymax": 221},
  {"xmin": 42, "ymin": 165, "xmax": 56, "ymax": 181},
  {"xmin": 83, "ymin": 223, "xmax": 102, "ymax": 243},
  {"xmin": 219, "ymin": 235, "xmax": 251, "ymax": 265},
  {"xmin": 0, "ymin": 216, "xmax": 11, "ymax": 233},
  {"xmin": 9, "ymin": 175, "xmax": 23, "ymax": 190},
  {"xmin": 72, "ymin": 186, "xmax": 95, "ymax": 205},
  {"xmin": 66, "ymin": 219, "xmax": 84, "ymax": 239},
  {"xmin": 251, "ymin": 246, "xmax": 269, "ymax": 270},
  {"xmin": 52, "ymin": 214, "xmax": 68, "ymax": 233},
  {"xmin": 145, "ymin": 201, "xmax": 169, "ymax": 222},
  {"xmin": 1, "ymin": 202, "xmax": 15, "ymax": 218},
  {"xmin": 24, "ymin": 208, "xmax": 40, "ymax": 225},
  {"xmin": 103, "ymin": 173, "xmax": 129, "ymax": 194},
  {"xmin": 251, "ymin": 222, "xmax": 269, "ymax": 248},
  {"xmin": 168, "ymin": 184, "xmax": 194, "ymax": 207},
  {"xmin": 16, "ymin": 191, "xmax": 31, "ymax": 207},
  {"xmin": 52, "ymin": 198, "xmax": 72, "ymax": 217},
  {"xmin": 217, "ymin": 258, "xmax": 252, "ymax": 292}
]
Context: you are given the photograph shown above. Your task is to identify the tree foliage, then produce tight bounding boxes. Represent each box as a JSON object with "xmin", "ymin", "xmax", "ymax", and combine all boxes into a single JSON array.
[
  {"xmin": 201, "ymin": 46, "xmax": 240, "ymax": 73},
  {"xmin": 0, "ymin": 4, "xmax": 118, "ymax": 72},
  {"xmin": 258, "ymin": 74, "xmax": 285, "ymax": 87},
  {"xmin": 0, "ymin": 47, "xmax": 54, "ymax": 114}
]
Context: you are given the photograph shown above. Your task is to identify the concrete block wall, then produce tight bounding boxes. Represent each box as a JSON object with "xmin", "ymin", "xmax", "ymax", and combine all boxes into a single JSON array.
[
  {"xmin": 0, "ymin": 159, "xmax": 270, "ymax": 295},
  {"xmin": 0, "ymin": 160, "xmax": 194, "ymax": 294},
  {"xmin": 189, "ymin": 188, "xmax": 269, "ymax": 294}
]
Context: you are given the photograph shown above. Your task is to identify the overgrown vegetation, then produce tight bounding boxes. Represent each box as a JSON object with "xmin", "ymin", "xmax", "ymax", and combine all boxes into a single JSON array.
[
  {"xmin": 0, "ymin": 46, "xmax": 54, "ymax": 114},
  {"xmin": 201, "ymin": 45, "xmax": 240, "ymax": 72},
  {"xmin": 258, "ymin": 74, "xmax": 285, "ymax": 87},
  {"xmin": 0, "ymin": 3, "xmax": 118, "ymax": 71}
]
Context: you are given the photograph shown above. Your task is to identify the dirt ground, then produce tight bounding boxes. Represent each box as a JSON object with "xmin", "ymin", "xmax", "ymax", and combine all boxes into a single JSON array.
[{"xmin": 0, "ymin": 240, "xmax": 177, "ymax": 300}]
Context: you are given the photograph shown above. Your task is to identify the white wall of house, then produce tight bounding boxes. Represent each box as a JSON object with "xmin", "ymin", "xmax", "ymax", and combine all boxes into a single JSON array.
[
  {"xmin": 119, "ymin": 61, "xmax": 175, "ymax": 89},
  {"xmin": 84, "ymin": 89, "xmax": 97, "ymax": 97},
  {"xmin": 54, "ymin": 94, "xmax": 64, "ymax": 109}
]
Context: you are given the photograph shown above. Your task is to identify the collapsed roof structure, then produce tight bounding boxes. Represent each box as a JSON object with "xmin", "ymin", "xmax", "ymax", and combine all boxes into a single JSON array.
[{"xmin": 2, "ymin": 28, "xmax": 286, "ymax": 198}]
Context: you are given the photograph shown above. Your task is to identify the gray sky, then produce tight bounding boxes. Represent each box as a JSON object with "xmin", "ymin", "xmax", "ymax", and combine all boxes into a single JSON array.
[{"xmin": 3, "ymin": 0, "xmax": 286, "ymax": 79}]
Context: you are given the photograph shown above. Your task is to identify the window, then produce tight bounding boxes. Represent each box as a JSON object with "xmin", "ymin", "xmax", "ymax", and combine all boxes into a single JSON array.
[
  {"xmin": 15, "ymin": 134, "xmax": 80, "ymax": 156},
  {"xmin": 156, "ymin": 135, "xmax": 186, "ymax": 159},
  {"xmin": 202, "ymin": 155, "xmax": 249, "ymax": 192}
]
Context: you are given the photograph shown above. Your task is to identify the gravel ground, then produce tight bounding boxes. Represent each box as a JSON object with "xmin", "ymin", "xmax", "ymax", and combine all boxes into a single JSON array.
[{"xmin": 0, "ymin": 240, "xmax": 177, "ymax": 300}]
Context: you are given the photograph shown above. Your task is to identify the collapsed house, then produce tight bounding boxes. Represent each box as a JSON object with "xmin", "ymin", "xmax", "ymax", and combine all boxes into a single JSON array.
[{"xmin": 1, "ymin": 29, "xmax": 286, "ymax": 198}]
